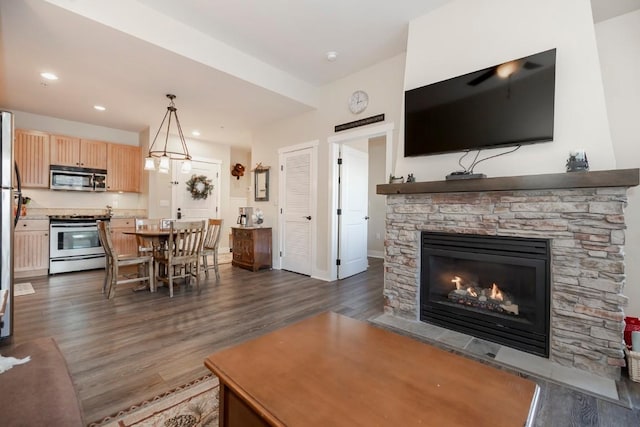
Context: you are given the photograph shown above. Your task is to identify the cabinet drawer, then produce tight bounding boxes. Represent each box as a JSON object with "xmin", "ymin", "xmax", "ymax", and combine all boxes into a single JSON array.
[
  {"xmin": 110, "ymin": 218, "xmax": 135, "ymax": 229},
  {"xmin": 233, "ymin": 228, "xmax": 254, "ymax": 241},
  {"xmin": 15, "ymin": 219, "xmax": 49, "ymax": 232}
]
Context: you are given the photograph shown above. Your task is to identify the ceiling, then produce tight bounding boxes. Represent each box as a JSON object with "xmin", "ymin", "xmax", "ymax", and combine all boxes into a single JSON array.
[{"xmin": 1, "ymin": 0, "xmax": 638, "ymax": 148}]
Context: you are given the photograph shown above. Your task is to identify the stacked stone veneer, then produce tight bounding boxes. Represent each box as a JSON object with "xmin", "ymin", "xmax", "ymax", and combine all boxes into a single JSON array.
[{"xmin": 383, "ymin": 187, "xmax": 629, "ymax": 380}]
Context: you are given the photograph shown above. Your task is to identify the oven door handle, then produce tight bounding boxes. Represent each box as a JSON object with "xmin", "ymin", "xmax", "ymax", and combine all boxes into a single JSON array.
[
  {"xmin": 50, "ymin": 254, "xmax": 105, "ymax": 262},
  {"xmin": 50, "ymin": 223, "xmax": 98, "ymax": 228}
]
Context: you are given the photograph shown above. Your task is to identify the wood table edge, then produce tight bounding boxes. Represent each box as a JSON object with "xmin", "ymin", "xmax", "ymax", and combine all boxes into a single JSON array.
[{"xmin": 204, "ymin": 359, "xmax": 286, "ymax": 427}]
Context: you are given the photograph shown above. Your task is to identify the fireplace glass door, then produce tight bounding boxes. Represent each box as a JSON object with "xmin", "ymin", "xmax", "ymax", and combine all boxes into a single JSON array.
[{"xmin": 421, "ymin": 232, "xmax": 550, "ymax": 357}]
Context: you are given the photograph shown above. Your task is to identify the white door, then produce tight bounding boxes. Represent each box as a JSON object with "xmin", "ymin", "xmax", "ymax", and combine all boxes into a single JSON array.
[
  {"xmin": 338, "ymin": 144, "xmax": 369, "ymax": 279},
  {"xmin": 171, "ymin": 160, "xmax": 220, "ymax": 220},
  {"xmin": 280, "ymin": 148, "xmax": 313, "ymax": 275}
]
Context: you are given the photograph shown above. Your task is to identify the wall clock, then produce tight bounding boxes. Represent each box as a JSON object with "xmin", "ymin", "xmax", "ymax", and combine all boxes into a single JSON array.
[{"xmin": 348, "ymin": 90, "xmax": 369, "ymax": 114}]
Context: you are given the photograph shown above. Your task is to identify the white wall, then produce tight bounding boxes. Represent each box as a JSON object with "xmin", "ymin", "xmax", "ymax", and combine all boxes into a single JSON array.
[
  {"xmin": 596, "ymin": 10, "xmax": 640, "ymax": 316},
  {"xmin": 252, "ymin": 54, "xmax": 406, "ymax": 278},
  {"xmin": 368, "ymin": 136, "xmax": 386, "ymax": 257},
  {"xmin": 230, "ymin": 147, "xmax": 251, "ymax": 199},
  {"xmin": 398, "ymin": 0, "xmax": 616, "ymax": 180}
]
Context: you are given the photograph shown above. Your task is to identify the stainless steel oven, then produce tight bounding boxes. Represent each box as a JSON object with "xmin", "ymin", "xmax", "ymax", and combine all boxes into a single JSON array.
[{"xmin": 49, "ymin": 216, "xmax": 110, "ymax": 274}]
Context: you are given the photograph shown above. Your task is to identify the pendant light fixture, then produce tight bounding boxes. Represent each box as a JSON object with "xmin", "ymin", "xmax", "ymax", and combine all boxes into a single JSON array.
[{"xmin": 144, "ymin": 94, "xmax": 192, "ymax": 174}]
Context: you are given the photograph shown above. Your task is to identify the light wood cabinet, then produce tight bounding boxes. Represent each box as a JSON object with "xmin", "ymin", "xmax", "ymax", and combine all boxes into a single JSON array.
[
  {"xmin": 50, "ymin": 135, "xmax": 107, "ymax": 169},
  {"xmin": 109, "ymin": 218, "xmax": 138, "ymax": 255},
  {"xmin": 14, "ymin": 219, "xmax": 50, "ymax": 278},
  {"xmin": 107, "ymin": 144, "xmax": 141, "ymax": 193},
  {"xmin": 232, "ymin": 227, "xmax": 272, "ymax": 271},
  {"xmin": 14, "ymin": 129, "xmax": 50, "ymax": 188}
]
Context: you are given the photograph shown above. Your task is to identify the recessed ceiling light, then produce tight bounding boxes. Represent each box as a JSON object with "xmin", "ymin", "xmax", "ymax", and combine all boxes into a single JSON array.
[
  {"xmin": 93, "ymin": 105, "xmax": 106, "ymax": 111},
  {"xmin": 40, "ymin": 72, "xmax": 58, "ymax": 80},
  {"xmin": 191, "ymin": 130, "xmax": 200, "ymax": 137},
  {"xmin": 326, "ymin": 51, "xmax": 338, "ymax": 62}
]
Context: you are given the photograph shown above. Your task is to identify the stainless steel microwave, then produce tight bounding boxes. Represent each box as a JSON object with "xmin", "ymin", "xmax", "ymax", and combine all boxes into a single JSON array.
[{"xmin": 50, "ymin": 165, "xmax": 107, "ymax": 192}]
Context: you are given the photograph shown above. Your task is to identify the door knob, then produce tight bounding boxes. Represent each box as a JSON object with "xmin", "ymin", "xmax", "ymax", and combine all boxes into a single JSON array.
[
  {"xmin": 364, "ymin": 216, "xmax": 370, "ymax": 220},
  {"xmin": 304, "ymin": 216, "xmax": 312, "ymax": 220}
]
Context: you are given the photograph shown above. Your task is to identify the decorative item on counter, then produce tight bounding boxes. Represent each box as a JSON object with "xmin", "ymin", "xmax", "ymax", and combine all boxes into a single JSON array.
[
  {"xmin": 406, "ymin": 173, "xmax": 416, "ymax": 183},
  {"xmin": 105, "ymin": 205, "xmax": 113, "ymax": 217},
  {"xmin": 186, "ymin": 174, "xmax": 214, "ymax": 200},
  {"xmin": 566, "ymin": 149, "xmax": 589, "ymax": 172},
  {"xmin": 231, "ymin": 163, "xmax": 245, "ymax": 180},
  {"xmin": 16, "ymin": 196, "xmax": 31, "ymax": 216},
  {"xmin": 389, "ymin": 174, "xmax": 404, "ymax": 184},
  {"xmin": 253, "ymin": 208, "xmax": 264, "ymax": 226}
]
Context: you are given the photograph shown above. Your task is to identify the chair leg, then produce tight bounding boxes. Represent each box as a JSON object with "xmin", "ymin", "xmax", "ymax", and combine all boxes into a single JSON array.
[
  {"xmin": 195, "ymin": 261, "xmax": 201, "ymax": 295},
  {"xmin": 169, "ymin": 270, "xmax": 174, "ymax": 298},
  {"xmin": 213, "ymin": 251, "xmax": 220, "ymax": 281},
  {"xmin": 108, "ymin": 264, "xmax": 118, "ymax": 299},
  {"xmin": 203, "ymin": 254, "xmax": 210, "ymax": 279},
  {"xmin": 102, "ymin": 261, "xmax": 111, "ymax": 294},
  {"xmin": 148, "ymin": 260, "xmax": 155, "ymax": 292}
]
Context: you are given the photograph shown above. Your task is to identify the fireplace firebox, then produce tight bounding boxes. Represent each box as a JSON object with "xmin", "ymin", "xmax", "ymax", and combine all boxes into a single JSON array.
[{"xmin": 420, "ymin": 232, "xmax": 550, "ymax": 357}]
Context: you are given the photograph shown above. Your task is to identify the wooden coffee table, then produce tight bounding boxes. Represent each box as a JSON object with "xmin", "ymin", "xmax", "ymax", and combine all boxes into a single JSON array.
[{"xmin": 204, "ymin": 312, "xmax": 539, "ymax": 427}]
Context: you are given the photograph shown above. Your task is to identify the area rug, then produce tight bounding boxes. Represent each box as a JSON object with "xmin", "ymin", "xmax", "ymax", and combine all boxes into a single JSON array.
[
  {"xmin": 14, "ymin": 282, "xmax": 35, "ymax": 296},
  {"xmin": 89, "ymin": 375, "xmax": 219, "ymax": 427}
]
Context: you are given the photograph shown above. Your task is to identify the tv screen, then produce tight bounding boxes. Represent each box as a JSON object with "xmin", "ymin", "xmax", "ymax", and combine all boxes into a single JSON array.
[{"xmin": 404, "ymin": 48, "xmax": 556, "ymax": 157}]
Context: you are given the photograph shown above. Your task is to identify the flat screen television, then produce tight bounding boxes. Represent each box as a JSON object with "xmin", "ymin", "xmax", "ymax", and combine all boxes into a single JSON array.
[{"xmin": 404, "ymin": 48, "xmax": 556, "ymax": 157}]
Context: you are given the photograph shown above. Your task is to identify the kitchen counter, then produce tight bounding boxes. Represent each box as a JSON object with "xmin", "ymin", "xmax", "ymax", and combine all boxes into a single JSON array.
[{"xmin": 20, "ymin": 208, "xmax": 147, "ymax": 219}]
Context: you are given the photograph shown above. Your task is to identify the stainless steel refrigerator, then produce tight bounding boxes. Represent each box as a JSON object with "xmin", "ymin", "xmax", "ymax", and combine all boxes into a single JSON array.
[{"xmin": 1, "ymin": 110, "xmax": 22, "ymax": 340}]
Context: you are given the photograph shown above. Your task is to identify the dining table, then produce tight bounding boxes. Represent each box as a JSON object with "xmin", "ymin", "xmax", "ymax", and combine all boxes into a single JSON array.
[{"xmin": 123, "ymin": 229, "xmax": 173, "ymax": 248}]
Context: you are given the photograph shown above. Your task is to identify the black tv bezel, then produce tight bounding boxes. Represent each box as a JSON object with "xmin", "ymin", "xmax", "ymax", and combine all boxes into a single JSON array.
[{"xmin": 403, "ymin": 48, "xmax": 556, "ymax": 158}]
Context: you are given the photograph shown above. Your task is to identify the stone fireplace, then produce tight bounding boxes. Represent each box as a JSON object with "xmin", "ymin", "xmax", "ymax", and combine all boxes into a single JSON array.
[{"xmin": 378, "ymin": 169, "xmax": 639, "ymax": 380}]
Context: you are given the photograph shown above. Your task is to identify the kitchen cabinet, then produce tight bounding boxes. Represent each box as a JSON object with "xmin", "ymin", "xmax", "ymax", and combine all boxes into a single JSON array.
[
  {"xmin": 14, "ymin": 129, "xmax": 50, "ymax": 188},
  {"xmin": 109, "ymin": 218, "xmax": 138, "ymax": 255},
  {"xmin": 107, "ymin": 144, "xmax": 142, "ymax": 193},
  {"xmin": 14, "ymin": 219, "xmax": 49, "ymax": 279},
  {"xmin": 50, "ymin": 135, "xmax": 107, "ymax": 170},
  {"xmin": 231, "ymin": 227, "xmax": 272, "ymax": 271}
]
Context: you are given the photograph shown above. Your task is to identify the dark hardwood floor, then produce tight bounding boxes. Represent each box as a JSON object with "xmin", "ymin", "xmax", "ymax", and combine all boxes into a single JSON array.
[{"xmin": 6, "ymin": 257, "xmax": 640, "ymax": 426}]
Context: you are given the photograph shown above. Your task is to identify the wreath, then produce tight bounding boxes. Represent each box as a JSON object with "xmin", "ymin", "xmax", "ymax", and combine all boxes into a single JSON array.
[{"xmin": 186, "ymin": 174, "xmax": 213, "ymax": 200}]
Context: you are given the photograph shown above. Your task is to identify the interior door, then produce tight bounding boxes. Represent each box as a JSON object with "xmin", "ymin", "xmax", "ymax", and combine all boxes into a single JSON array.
[
  {"xmin": 172, "ymin": 160, "xmax": 220, "ymax": 220},
  {"xmin": 338, "ymin": 144, "xmax": 369, "ymax": 279},
  {"xmin": 281, "ymin": 148, "xmax": 313, "ymax": 275}
]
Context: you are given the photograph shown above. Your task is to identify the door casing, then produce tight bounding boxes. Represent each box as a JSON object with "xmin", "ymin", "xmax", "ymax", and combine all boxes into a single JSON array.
[{"xmin": 327, "ymin": 122, "xmax": 394, "ymax": 281}]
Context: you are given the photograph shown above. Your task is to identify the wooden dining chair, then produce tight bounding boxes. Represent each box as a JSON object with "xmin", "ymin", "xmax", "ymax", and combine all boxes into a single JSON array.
[
  {"xmin": 202, "ymin": 219, "xmax": 223, "ymax": 281},
  {"xmin": 154, "ymin": 220, "xmax": 205, "ymax": 297},
  {"xmin": 97, "ymin": 220, "xmax": 155, "ymax": 299}
]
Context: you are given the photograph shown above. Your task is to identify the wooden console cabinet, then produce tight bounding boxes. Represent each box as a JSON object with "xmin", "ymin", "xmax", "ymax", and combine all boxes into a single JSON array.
[{"xmin": 231, "ymin": 227, "xmax": 272, "ymax": 272}]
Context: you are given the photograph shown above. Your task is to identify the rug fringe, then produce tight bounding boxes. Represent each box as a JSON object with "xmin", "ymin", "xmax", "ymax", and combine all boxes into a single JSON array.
[{"xmin": 87, "ymin": 373, "xmax": 217, "ymax": 427}]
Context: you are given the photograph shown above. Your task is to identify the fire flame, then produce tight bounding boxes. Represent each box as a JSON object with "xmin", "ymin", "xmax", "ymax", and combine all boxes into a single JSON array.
[
  {"xmin": 467, "ymin": 287, "xmax": 478, "ymax": 297},
  {"xmin": 490, "ymin": 283, "xmax": 504, "ymax": 301},
  {"xmin": 451, "ymin": 276, "xmax": 462, "ymax": 290}
]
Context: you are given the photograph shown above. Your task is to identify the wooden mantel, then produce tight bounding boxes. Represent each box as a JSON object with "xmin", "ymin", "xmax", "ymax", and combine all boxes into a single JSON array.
[{"xmin": 376, "ymin": 168, "xmax": 639, "ymax": 195}]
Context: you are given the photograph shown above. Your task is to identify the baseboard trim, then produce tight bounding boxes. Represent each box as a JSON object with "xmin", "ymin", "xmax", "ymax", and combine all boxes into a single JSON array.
[{"xmin": 367, "ymin": 250, "xmax": 384, "ymax": 259}]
